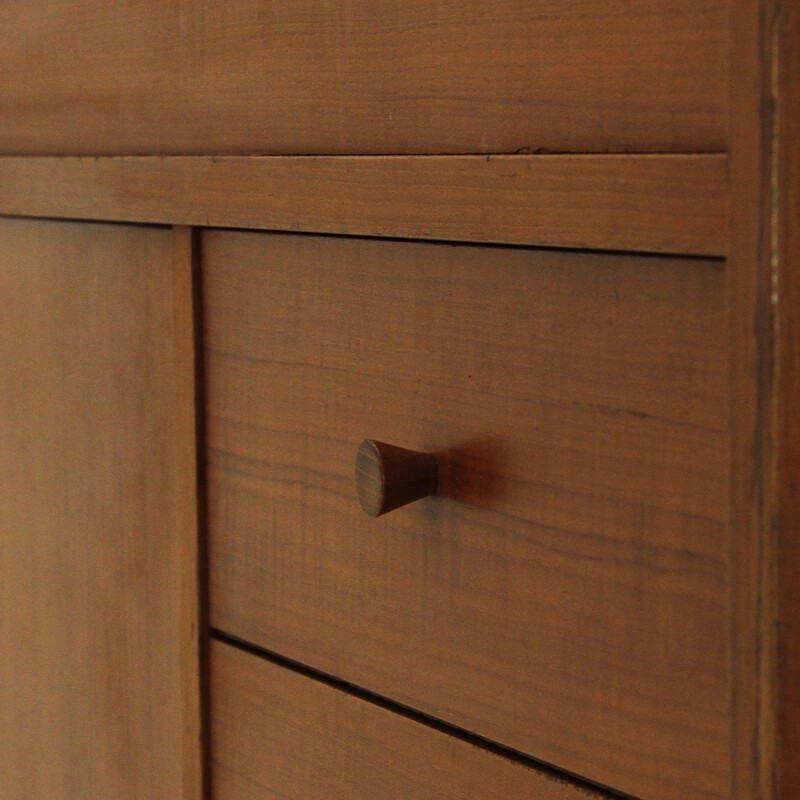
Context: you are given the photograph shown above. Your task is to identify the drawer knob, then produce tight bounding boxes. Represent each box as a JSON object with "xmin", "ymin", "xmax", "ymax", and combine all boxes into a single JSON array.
[{"xmin": 355, "ymin": 439, "xmax": 438, "ymax": 517}]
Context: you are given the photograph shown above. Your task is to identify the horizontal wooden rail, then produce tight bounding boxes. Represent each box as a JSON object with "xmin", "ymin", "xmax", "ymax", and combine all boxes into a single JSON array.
[{"xmin": 0, "ymin": 155, "xmax": 727, "ymax": 254}]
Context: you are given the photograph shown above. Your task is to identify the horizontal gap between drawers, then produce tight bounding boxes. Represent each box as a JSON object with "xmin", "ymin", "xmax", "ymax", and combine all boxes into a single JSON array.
[
  {"xmin": 0, "ymin": 211, "xmax": 728, "ymax": 263},
  {"xmin": 199, "ymin": 223, "xmax": 729, "ymax": 262},
  {"xmin": 211, "ymin": 628, "xmax": 640, "ymax": 800}
]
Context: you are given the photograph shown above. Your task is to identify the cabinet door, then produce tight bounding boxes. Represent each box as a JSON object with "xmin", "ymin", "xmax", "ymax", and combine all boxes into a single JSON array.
[{"xmin": 0, "ymin": 219, "xmax": 201, "ymax": 800}]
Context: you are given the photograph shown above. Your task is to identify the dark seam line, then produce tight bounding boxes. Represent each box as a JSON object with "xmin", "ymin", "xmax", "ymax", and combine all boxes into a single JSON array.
[
  {"xmin": 0, "ymin": 211, "xmax": 727, "ymax": 259},
  {"xmin": 0, "ymin": 211, "xmax": 171, "ymax": 230},
  {"xmin": 211, "ymin": 627, "xmax": 641, "ymax": 800},
  {"xmin": 190, "ymin": 225, "xmax": 214, "ymax": 800},
  {"xmin": 203, "ymin": 224, "xmax": 727, "ymax": 261}
]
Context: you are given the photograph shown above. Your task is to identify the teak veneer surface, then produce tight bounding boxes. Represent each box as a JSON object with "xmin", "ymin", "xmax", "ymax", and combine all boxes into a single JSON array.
[
  {"xmin": 210, "ymin": 639, "xmax": 614, "ymax": 800},
  {"xmin": 0, "ymin": 218, "xmax": 201, "ymax": 800},
  {"xmin": 0, "ymin": 0, "xmax": 726, "ymax": 155},
  {"xmin": 776, "ymin": 0, "xmax": 800, "ymax": 793},
  {"xmin": 0, "ymin": 155, "xmax": 729, "ymax": 256},
  {"xmin": 204, "ymin": 231, "xmax": 730, "ymax": 800}
]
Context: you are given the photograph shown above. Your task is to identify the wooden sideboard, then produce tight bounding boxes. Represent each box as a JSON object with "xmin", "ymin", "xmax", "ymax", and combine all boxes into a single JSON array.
[{"xmin": 0, "ymin": 2, "xmax": 797, "ymax": 799}]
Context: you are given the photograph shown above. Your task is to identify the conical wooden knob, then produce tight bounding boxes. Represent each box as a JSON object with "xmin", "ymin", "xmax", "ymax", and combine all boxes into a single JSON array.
[{"xmin": 355, "ymin": 440, "xmax": 438, "ymax": 517}]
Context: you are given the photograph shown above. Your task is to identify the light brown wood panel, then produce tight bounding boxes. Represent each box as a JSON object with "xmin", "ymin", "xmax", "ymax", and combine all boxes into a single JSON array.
[
  {"xmin": 0, "ymin": 219, "xmax": 202, "ymax": 800},
  {"xmin": 0, "ymin": 155, "xmax": 729, "ymax": 256},
  {"xmin": 210, "ymin": 639, "xmax": 615, "ymax": 800},
  {"xmin": 204, "ymin": 231, "xmax": 730, "ymax": 800},
  {"xmin": 0, "ymin": 1, "xmax": 726, "ymax": 156}
]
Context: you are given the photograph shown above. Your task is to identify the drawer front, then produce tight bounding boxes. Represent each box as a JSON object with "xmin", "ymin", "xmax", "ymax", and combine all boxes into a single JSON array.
[
  {"xmin": 210, "ymin": 639, "xmax": 614, "ymax": 800},
  {"xmin": 0, "ymin": 1, "xmax": 725, "ymax": 156},
  {"xmin": 204, "ymin": 231, "xmax": 729, "ymax": 800}
]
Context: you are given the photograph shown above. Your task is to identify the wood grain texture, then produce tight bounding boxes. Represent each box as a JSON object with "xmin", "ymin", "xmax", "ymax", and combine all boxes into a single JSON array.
[
  {"xmin": 0, "ymin": 0, "xmax": 726, "ymax": 156},
  {"xmin": 0, "ymin": 219, "xmax": 202, "ymax": 800},
  {"xmin": 776, "ymin": 0, "xmax": 800, "ymax": 795},
  {"xmin": 204, "ymin": 231, "xmax": 730, "ymax": 800},
  {"xmin": 210, "ymin": 639, "xmax": 614, "ymax": 800},
  {"xmin": 0, "ymin": 155, "xmax": 729, "ymax": 256}
]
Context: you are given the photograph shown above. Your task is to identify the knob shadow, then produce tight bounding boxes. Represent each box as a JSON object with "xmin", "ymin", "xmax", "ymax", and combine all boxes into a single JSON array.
[{"xmin": 433, "ymin": 437, "xmax": 507, "ymax": 510}]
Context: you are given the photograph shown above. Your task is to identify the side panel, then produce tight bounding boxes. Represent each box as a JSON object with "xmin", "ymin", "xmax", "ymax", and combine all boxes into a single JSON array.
[{"xmin": 0, "ymin": 219, "xmax": 201, "ymax": 799}]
